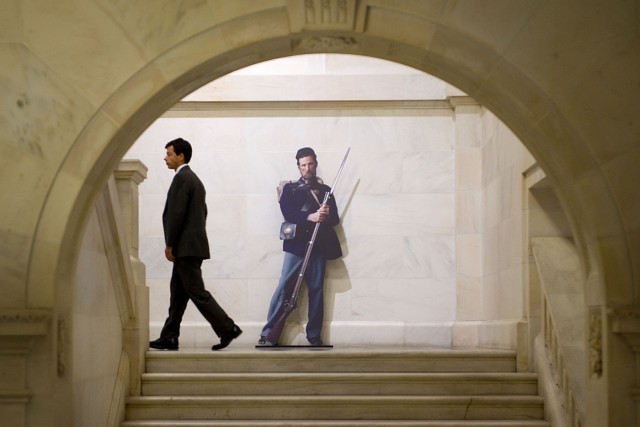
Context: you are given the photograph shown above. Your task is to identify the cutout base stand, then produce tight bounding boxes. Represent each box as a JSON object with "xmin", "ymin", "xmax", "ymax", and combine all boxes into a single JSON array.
[{"xmin": 255, "ymin": 344, "xmax": 333, "ymax": 349}]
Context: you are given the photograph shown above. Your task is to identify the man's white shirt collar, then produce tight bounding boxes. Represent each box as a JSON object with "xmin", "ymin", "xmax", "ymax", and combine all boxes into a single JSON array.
[{"xmin": 176, "ymin": 164, "xmax": 188, "ymax": 173}]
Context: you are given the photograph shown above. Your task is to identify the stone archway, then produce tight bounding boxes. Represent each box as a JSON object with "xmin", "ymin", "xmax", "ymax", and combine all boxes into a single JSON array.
[{"xmin": 20, "ymin": 2, "xmax": 636, "ymax": 425}]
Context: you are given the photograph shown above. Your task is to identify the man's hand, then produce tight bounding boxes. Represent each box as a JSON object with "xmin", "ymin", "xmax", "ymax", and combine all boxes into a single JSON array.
[
  {"xmin": 165, "ymin": 246, "xmax": 175, "ymax": 262},
  {"xmin": 308, "ymin": 205, "xmax": 330, "ymax": 223}
]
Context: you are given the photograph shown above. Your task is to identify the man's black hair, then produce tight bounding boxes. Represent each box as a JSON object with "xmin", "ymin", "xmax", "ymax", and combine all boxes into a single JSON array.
[
  {"xmin": 166, "ymin": 138, "xmax": 192, "ymax": 163},
  {"xmin": 296, "ymin": 147, "xmax": 317, "ymax": 164}
]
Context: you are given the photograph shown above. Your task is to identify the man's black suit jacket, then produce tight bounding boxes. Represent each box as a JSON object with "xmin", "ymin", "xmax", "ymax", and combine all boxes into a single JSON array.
[{"xmin": 163, "ymin": 165, "xmax": 210, "ymax": 259}]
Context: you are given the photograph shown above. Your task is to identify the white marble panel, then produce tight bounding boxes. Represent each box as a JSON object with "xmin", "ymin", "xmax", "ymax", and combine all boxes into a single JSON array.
[
  {"xmin": 246, "ymin": 194, "xmax": 283, "ymax": 236},
  {"xmin": 341, "ymin": 151, "xmax": 403, "ymax": 195},
  {"xmin": 403, "ymin": 151, "xmax": 455, "ymax": 194},
  {"xmin": 342, "ymin": 236, "xmax": 404, "ymax": 279},
  {"xmin": 246, "ymin": 115, "xmax": 352, "ymax": 154},
  {"xmin": 190, "ymin": 151, "xmax": 249, "ymax": 194},
  {"xmin": 206, "ymin": 195, "xmax": 246, "ymax": 235},
  {"xmin": 394, "ymin": 113, "xmax": 454, "ymax": 152},
  {"xmin": 328, "ymin": 321, "xmax": 406, "ymax": 346},
  {"xmin": 324, "ymin": 278, "xmax": 355, "ymax": 319},
  {"xmin": 351, "ymin": 278, "xmax": 456, "ymax": 322},
  {"xmin": 140, "ymin": 193, "xmax": 165, "ymax": 238},
  {"xmin": 204, "ymin": 235, "xmax": 282, "ymax": 279},
  {"xmin": 403, "ymin": 236, "xmax": 455, "ymax": 278},
  {"xmin": 327, "ymin": 321, "xmax": 454, "ymax": 347},
  {"xmin": 139, "ymin": 236, "xmax": 172, "ymax": 279},
  {"xmin": 203, "ymin": 278, "xmax": 249, "ymax": 319},
  {"xmin": 351, "ymin": 194, "xmax": 455, "ymax": 236},
  {"xmin": 247, "ymin": 278, "xmax": 281, "ymax": 323},
  {"xmin": 131, "ymin": 117, "xmax": 248, "ymax": 153},
  {"xmin": 147, "ymin": 278, "xmax": 170, "ymax": 324}
]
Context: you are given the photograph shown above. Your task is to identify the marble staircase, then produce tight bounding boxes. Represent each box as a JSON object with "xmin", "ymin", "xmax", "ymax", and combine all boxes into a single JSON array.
[{"xmin": 121, "ymin": 347, "xmax": 549, "ymax": 427}]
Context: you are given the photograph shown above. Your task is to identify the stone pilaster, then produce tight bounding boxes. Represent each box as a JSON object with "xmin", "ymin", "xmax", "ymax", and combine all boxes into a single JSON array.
[
  {"xmin": 114, "ymin": 160, "xmax": 148, "ymax": 396},
  {"xmin": 0, "ymin": 310, "xmax": 50, "ymax": 426}
]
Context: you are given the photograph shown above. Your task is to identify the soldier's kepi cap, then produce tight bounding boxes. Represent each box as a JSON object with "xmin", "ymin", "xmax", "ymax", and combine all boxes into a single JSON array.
[{"xmin": 296, "ymin": 147, "xmax": 317, "ymax": 160}]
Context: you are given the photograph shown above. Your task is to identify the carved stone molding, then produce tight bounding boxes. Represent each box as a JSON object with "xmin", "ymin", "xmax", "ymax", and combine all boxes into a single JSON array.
[
  {"xmin": 610, "ymin": 307, "xmax": 640, "ymax": 351},
  {"xmin": 292, "ymin": 35, "xmax": 359, "ymax": 52},
  {"xmin": 287, "ymin": 0, "xmax": 367, "ymax": 32},
  {"xmin": 114, "ymin": 159, "xmax": 148, "ymax": 185},
  {"xmin": 0, "ymin": 310, "xmax": 50, "ymax": 337},
  {"xmin": 589, "ymin": 307, "xmax": 603, "ymax": 378}
]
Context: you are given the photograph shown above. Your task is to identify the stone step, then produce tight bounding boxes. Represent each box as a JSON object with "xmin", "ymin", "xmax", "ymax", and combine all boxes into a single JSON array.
[
  {"xmin": 124, "ymin": 395, "xmax": 545, "ymax": 421},
  {"xmin": 123, "ymin": 421, "xmax": 551, "ymax": 427},
  {"xmin": 141, "ymin": 372, "xmax": 539, "ymax": 396},
  {"xmin": 145, "ymin": 348, "xmax": 517, "ymax": 373}
]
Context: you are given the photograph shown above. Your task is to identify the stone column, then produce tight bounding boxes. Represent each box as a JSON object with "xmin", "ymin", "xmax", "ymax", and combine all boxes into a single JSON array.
[
  {"xmin": 114, "ymin": 160, "xmax": 148, "ymax": 396},
  {"xmin": 450, "ymin": 96, "xmax": 484, "ymax": 347}
]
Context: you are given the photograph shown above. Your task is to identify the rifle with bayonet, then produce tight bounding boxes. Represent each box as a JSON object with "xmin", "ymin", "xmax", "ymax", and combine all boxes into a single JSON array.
[{"xmin": 265, "ymin": 147, "xmax": 350, "ymax": 345}]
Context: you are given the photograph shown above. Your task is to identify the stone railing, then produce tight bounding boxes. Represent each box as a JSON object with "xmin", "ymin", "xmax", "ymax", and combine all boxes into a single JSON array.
[
  {"xmin": 532, "ymin": 237, "xmax": 585, "ymax": 427},
  {"xmin": 112, "ymin": 159, "xmax": 149, "ymax": 397}
]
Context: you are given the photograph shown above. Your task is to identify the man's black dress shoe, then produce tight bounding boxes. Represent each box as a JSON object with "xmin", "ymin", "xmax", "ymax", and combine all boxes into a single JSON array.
[
  {"xmin": 149, "ymin": 337, "xmax": 178, "ymax": 350},
  {"xmin": 212, "ymin": 325, "xmax": 242, "ymax": 351}
]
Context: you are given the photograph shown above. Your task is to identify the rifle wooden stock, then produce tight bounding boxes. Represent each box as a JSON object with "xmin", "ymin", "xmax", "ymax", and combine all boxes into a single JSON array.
[{"xmin": 265, "ymin": 148, "xmax": 350, "ymax": 344}]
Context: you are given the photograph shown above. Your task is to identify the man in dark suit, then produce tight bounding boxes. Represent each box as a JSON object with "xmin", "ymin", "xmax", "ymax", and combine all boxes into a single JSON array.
[{"xmin": 150, "ymin": 138, "xmax": 242, "ymax": 351}]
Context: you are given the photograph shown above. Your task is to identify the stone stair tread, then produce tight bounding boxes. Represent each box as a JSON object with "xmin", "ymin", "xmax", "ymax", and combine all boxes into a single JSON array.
[
  {"xmin": 142, "ymin": 372, "xmax": 538, "ymax": 380},
  {"xmin": 127, "ymin": 395, "xmax": 544, "ymax": 404},
  {"xmin": 144, "ymin": 347, "xmax": 517, "ymax": 373},
  {"xmin": 140, "ymin": 372, "xmax": 539, "ymax": 396},
  {"xmin": 122, "ymin": 420, "xmax": 550, "ymax": 426},
  {"xmin": 124, "ymin": 348, "xmax": 545, "ymax": 425}
]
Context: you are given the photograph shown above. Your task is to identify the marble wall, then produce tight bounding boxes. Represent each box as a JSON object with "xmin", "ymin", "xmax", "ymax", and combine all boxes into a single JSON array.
[{"xmin": 125, "ymin": 55, "xmax": 533, "ymax": 348}]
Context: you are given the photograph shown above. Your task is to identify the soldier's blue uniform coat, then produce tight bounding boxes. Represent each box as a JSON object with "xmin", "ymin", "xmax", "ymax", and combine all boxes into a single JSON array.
[{"xmin": 280, "ymin": 178, "xmax": 342, "ymax": 260}]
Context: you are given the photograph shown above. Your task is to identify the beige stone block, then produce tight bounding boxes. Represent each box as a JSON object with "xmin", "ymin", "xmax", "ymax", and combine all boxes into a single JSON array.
[
  {"xmin": 456, "ymin": 190, "xmax": 482, "ymax": 233},
  {"xmin": 455, "ymin": 148, "xmax": 482, "ymax": 190},
  {"xmin": 477, "ymin": 320, "xmax": 518, "ymax": 349},
  {"xmin": 456, "ymin": 276, "xmax": 484, "ymax": 321},
  {"xmin": 454, "ymin": 106, "xmax": 482, "ymax": 149},
  {"xmin": 483, "ymin": 227, "xmax": 499, "ymax": 276},
  {"xmin": 452, "ymin": 322, "xmax": 479, "ymax": 348},
  {"xmin": 456, "ymin": 234, "xmax": 482, "ymax": 277}
]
